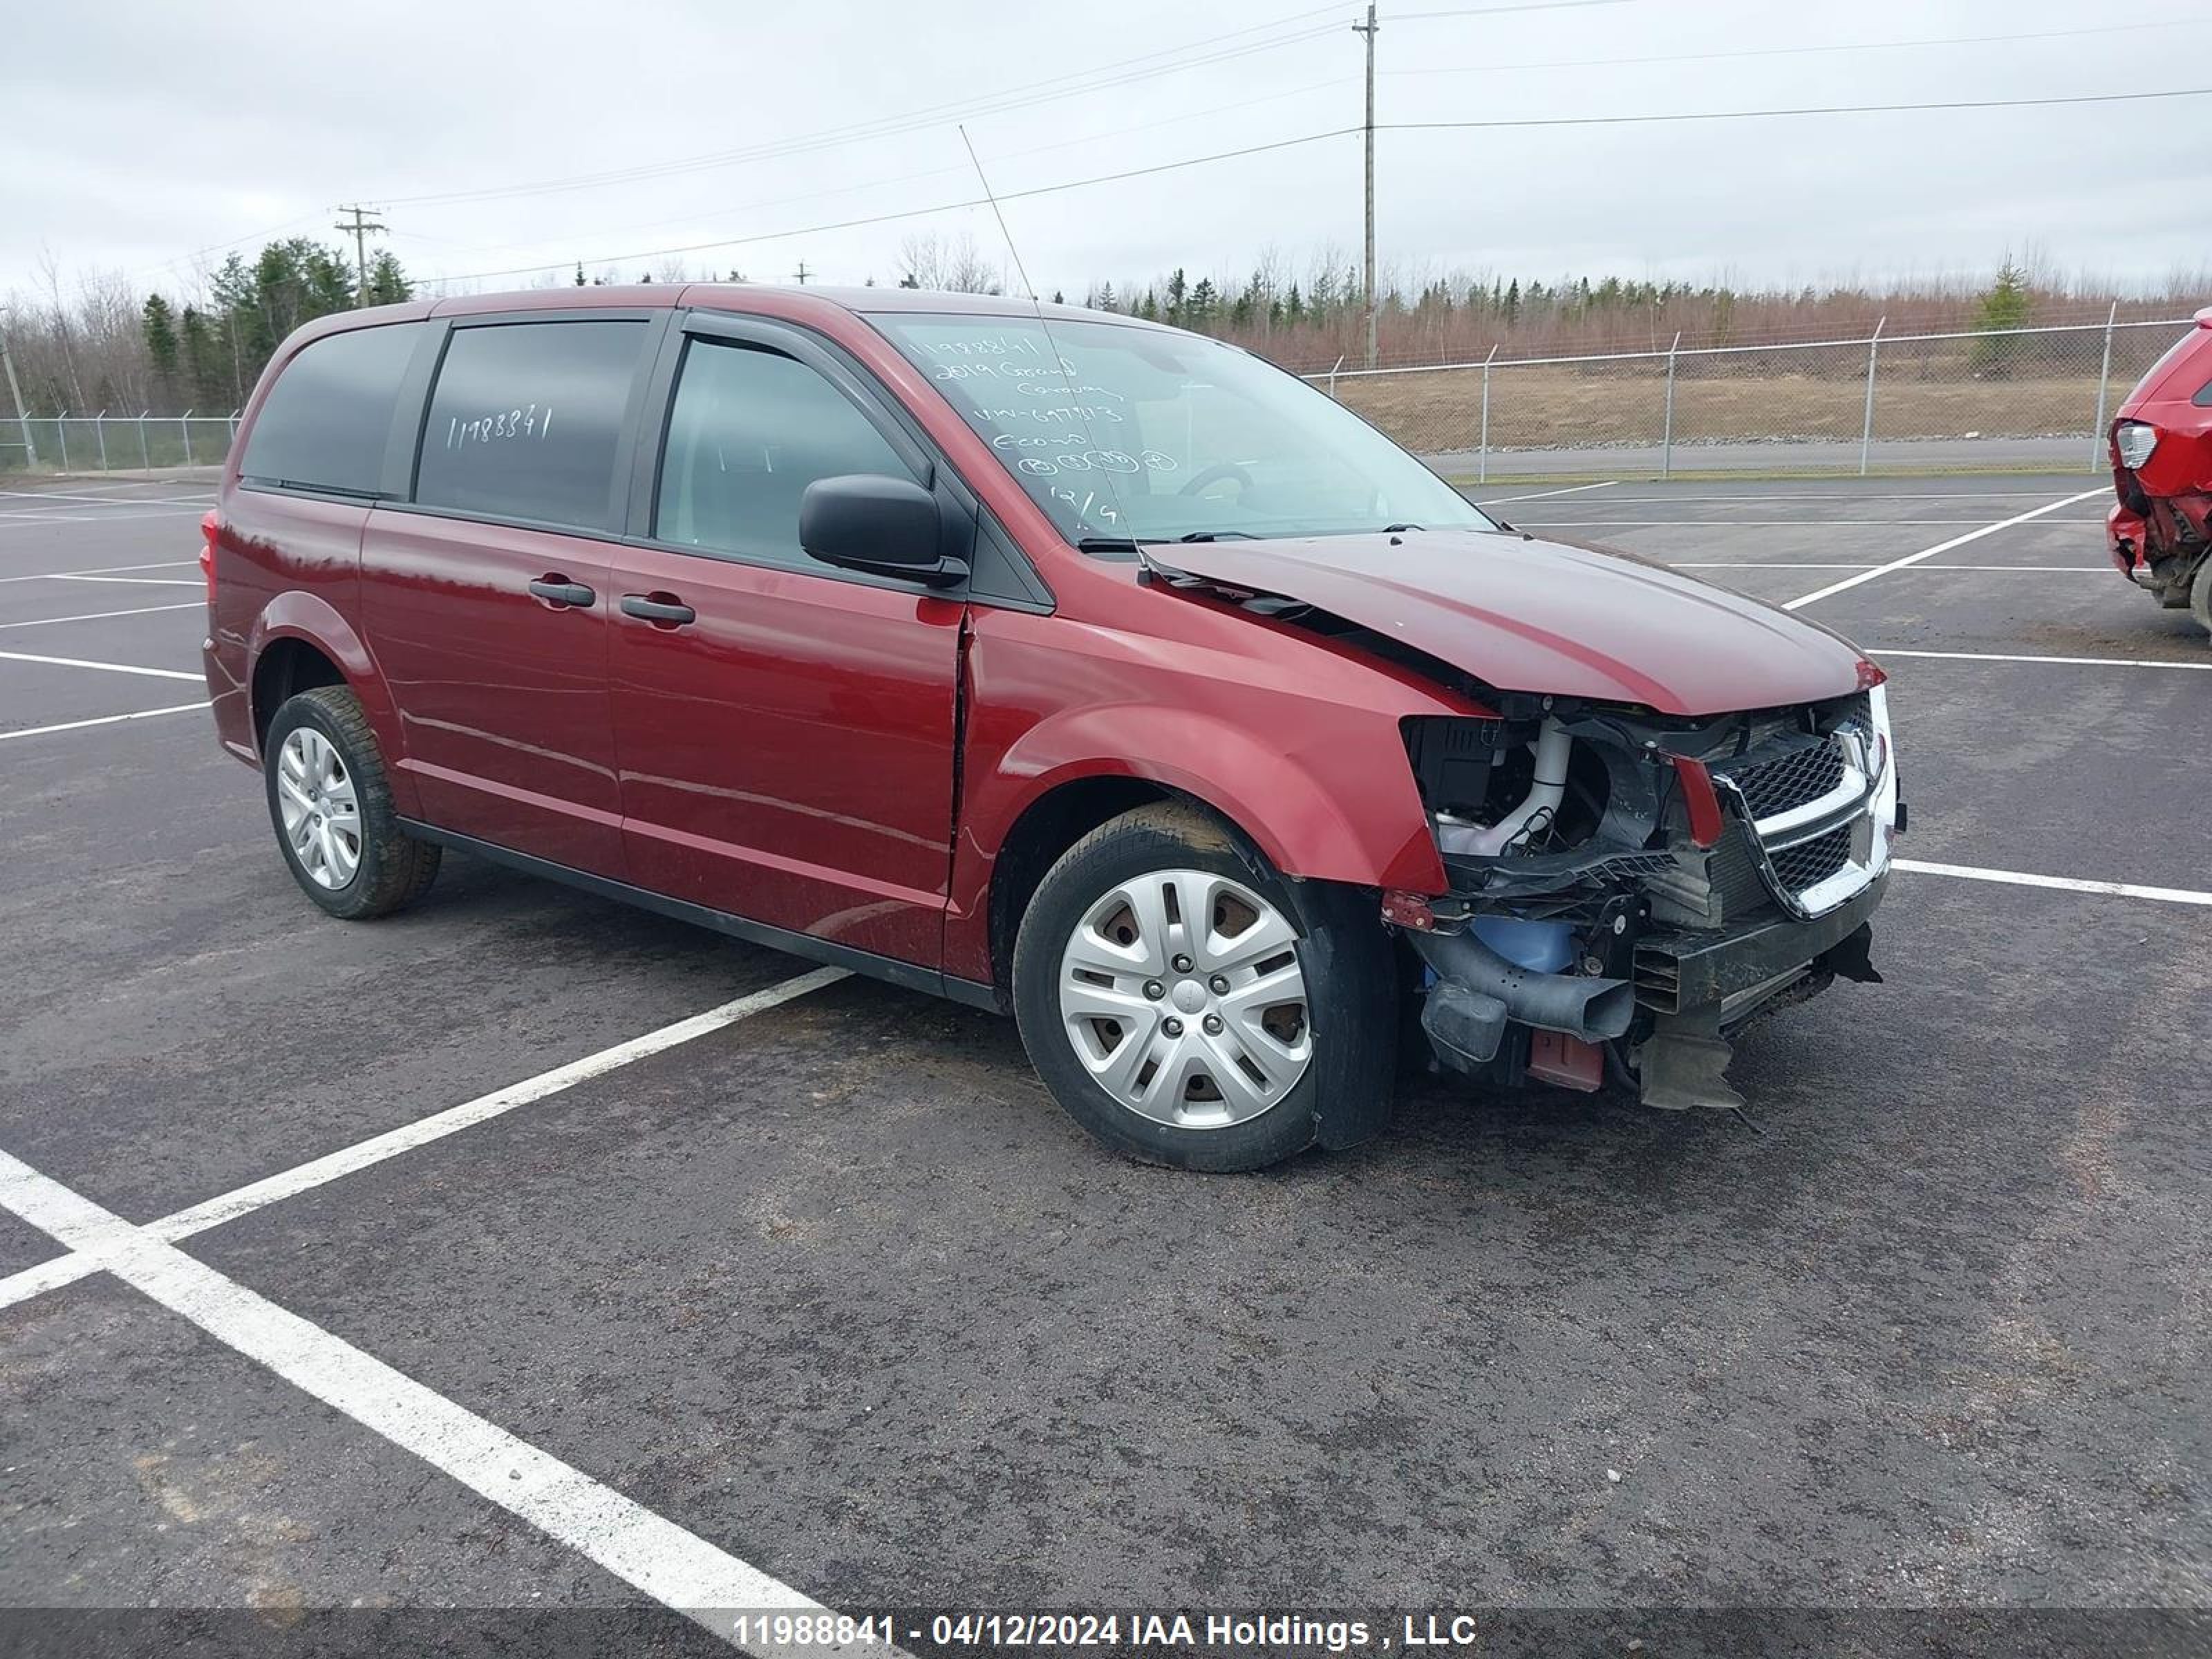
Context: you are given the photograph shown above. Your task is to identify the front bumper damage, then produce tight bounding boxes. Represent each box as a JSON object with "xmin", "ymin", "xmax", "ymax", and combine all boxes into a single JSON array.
[
  {"xmin": 1627, "ymin": 876, "xmax": 1885, "ymax": 1110},
  {"xmin": 1398, "ymin": 685, "xmax": 1899, "ymax": 1111},
  {"xmin": 1408, "ymin": 881, "xmax": 1884, "ymax": 1111}
]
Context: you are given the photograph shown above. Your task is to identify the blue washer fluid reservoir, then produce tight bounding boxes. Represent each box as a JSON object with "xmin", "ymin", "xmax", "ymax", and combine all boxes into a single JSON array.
[{"xmin": 1470, "ymin": 916, "xmax": 1575, "ymax": 973}]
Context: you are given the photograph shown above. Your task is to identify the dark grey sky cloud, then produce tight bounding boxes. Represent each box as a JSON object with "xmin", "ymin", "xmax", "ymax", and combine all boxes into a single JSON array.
[{"xmin": 5, "ymin": 0, "xmax": 2206, "ymax": 303}]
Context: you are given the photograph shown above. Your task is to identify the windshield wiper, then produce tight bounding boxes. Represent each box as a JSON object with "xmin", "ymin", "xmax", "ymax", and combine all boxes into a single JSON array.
[
  {"xmin": 1176, "ymin": 530, "xmax": 1259, "ymax": 542},
  {"xmin": 1383, "ymin": 522, "xmax": 1423, "ymax": 532},
  {"xmin": 1076, "ymin": 536, "xmax": 1145, "ymax": 553}
]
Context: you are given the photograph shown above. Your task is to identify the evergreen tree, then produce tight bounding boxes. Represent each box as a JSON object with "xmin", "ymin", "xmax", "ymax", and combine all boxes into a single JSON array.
[
  {"xmin": 1970, "ymin": 257, "xmax": 2032, "ymax": 376},
  {"xmin": 178, "ymin": 306, "xmax": 226, "ymax": 409},
  {"xmin": 364, "ymin": 251, "xmax": 411, "ymax": 306},
  {"xmin": 141, "ymin": 295, "xmax": 180, "ymax": 406}
]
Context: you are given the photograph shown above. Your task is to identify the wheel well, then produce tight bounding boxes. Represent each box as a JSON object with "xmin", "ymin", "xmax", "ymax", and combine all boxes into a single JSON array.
[
  {"xmin": 251, "ymin": 639, "xmax": 346, "ymax": 752},
  {"xmin": 987, "ymin": 776, "xmax": 1174, "ymax": 997}
]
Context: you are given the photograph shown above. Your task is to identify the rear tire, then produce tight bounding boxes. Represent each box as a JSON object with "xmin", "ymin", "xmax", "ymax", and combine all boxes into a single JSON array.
[
  {"xmin": 263, "ymin": 684, "xmax": 439, "ymax": 920},
  {"xmin": 1011, "ymin": 801, "xmax": 1394, "ymax": 1172},
  {"xmin": 2191, "ymin": 554, "xmax": 2212, "ymax": 642}
]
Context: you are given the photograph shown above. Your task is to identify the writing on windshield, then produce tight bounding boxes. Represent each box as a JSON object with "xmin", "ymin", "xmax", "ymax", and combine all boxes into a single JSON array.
[{"xmin": 873, "ymin": 315, "xmax": 1492, "ymax": 548}]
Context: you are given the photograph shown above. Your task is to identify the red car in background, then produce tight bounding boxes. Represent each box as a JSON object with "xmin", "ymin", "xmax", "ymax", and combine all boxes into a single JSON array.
[{"xmin": 2108, "ymin": 306, "xmax": 2212, "ymax": 639}]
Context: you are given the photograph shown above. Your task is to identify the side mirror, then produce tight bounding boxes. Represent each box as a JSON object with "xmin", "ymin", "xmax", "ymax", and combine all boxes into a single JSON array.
[{"xmin": 798, "ymin": 474, "xmax": 966, "ymax": 587}]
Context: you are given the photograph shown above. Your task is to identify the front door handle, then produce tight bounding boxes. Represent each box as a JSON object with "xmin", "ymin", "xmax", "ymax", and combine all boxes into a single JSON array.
[
  {"xmin": 528, "ymin": 577, "xmax": 596, "ymax": 608},
  {"xmin": 620, "ymin": 594, "xmax": 697, "ymax": 626}
]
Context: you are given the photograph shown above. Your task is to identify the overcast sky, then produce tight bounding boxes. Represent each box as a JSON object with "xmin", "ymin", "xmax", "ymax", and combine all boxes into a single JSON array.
[{"xmin": 6, "ymin": 0, "xmax": 2207, "ymax": 306}]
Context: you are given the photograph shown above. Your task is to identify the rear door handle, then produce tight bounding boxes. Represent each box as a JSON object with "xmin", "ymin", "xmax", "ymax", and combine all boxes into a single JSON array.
[
  {"xmin": 528, "ymin": 578, "xmax": 596, "ymax": 608},
  {"xmin": 620, "ymin": 594, "xmax": 696, "ymax": 626}
]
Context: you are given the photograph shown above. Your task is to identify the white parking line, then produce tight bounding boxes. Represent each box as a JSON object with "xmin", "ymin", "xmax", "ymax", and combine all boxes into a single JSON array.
[
  {"xmin": 0, "ymin": 1147, "xmax": 861, "ymax": 1651},
  {"xmin": 1872, "ymin": 648, "xmax": 2212, "ymax": 672},
  {"xmin": 0, "ymin": 560, "xmax": 197, "ymax": 583},
  {"xmin": 0, "ymin": 601, "xmax": 202, "ymax": 630},
  {"xmin": 1899, "ymin": 859, "xmax": 2212, "ymax": 908},
  {"xmin": 48, "ymin": 574, "xmax": 205, "ymax": 585},
  {"xmin": 1675, "ymin": 563, "xmax": 2103, "ymax": 572},
  {"xmin": 0, "ymin": 509, "xmax": 212, "ymax": 528},
  {"xmin": 1527, "ymin": 491, "xmax": 2099, "ymax": 504},
  {"xmin": 1783, "ymin": 489, "xmax": 2106, "ymax": 610},
  {"xmin": 0, "ymin": 648, "xmax": 202, "ymax": 681},
  {"xmin": 1479, "ymin": 480, "xmax": 1618, "ymax": 503},
  {"xmin": 0, "ymin": 702, "xmax": 208, "ymax": 744},
  {"xmin": 1521, "ymin": 518, "xmax": 2104, "ymax": 529},
  {"xmin": 0, "ymin": 968, "xmax": 847, "ymax": 1311},
  {"xmin": 0, "ymin": 487, "xmax": 213, "ymax": 507}
]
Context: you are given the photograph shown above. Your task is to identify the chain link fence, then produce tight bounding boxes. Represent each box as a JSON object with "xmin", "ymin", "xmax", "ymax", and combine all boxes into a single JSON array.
[
  {"xmin": 2, "ymin": 315, "xmax": 2195, "ymax": 483},
  {"xmin": 0, "ymin": 412, "xmax": 238, "ymax": 476},
  {"xmin": 1313, "ymin": 315, "xmax": 2194, "ymax": 482}
]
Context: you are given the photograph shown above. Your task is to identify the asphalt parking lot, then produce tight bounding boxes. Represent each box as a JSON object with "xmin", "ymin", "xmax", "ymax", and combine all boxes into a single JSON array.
[{"xmin": 1, "ymin": 473, "xmax": 2207, "ymax": 1647}]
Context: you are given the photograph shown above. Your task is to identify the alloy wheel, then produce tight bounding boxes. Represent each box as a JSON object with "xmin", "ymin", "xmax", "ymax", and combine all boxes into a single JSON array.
[{"xmin": 275, "ymin": 727, "xmax": 362, "ymax": 890}]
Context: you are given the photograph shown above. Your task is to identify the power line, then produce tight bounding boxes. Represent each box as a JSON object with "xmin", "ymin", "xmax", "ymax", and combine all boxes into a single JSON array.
[
  {"xmin": 1389, "ymin": 0, "xmax": 1634, "ymax": 16},
  {"xmin": 386, "ymin": 75, "xmax": 1358, "ymax": 265},
  {"xmin": 415, "ymin": 83, "xmax": 2212, "ymax": 290},
  {"xmin": 1382, "ymin": 16, "xmax": 2198, "ymax": 77},
  {"xmin": 373, "ymin": 5, "xmax": 1349, "ymax": 209},
  {"xmin": 422, "ymin": 129, "xmax": 1361, "ymax": 285},
  {"xmin": 1380, "ymin": 84, "xmax": 2212, "ymax": 134}
]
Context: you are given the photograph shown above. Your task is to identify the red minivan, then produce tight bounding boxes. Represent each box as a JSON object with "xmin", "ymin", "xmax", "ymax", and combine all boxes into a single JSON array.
[
  {"xmin": 205, "ymin": 285, "xmax": 1899, "ymax": 1170},
  {"xmin": 2106, "ymin": 306, "xmax": 2212, "ymax": 639}
]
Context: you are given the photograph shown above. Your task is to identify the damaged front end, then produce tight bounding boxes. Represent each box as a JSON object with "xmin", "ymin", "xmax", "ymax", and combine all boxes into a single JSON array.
[{"xmin": 1391, "ymin": 684, "xmax": 1900, "ymax": 1110}]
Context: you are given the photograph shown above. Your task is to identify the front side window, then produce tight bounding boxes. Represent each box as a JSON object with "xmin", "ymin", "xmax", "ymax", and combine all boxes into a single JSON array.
[
  {"xmin": 655, "ymin": 338, "xmax": 915, "ymax": 567},
  {"xmin": 240, "ymin": 322, "xmax": 425, "ymax": 496},
  {"xmin": 869, "ymin": 314, "xmax": 1494, "ymax": 547},
  {"xmin": 415, "ymin": 320, "xmax": 646, "ymax": 532}
]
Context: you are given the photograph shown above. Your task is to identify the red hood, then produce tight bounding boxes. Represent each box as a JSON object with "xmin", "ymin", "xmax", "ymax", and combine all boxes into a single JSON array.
[{"xmin": 1148, "ymin": 527, "xmax": 1870, "ymax": 717}]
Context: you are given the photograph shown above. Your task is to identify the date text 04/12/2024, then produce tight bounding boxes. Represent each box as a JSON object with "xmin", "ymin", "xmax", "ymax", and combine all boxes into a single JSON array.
[{"xmin": 726, "ymin": 1613, "xmax": 1496, "ymax": 1651}]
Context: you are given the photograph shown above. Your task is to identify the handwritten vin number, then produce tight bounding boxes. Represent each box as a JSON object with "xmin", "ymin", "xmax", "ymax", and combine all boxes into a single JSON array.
[{"xmin": 446, "ymin": 404, "xmax": 554, "ymax": 449}]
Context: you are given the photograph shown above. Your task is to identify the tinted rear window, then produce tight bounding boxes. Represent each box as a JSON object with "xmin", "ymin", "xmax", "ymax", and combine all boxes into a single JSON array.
[
  {"xmin": 414, "ymin": 320, "xmax": 646, "ymax": 532},
  {"xmin": 240, "ymin": 323, "xmax": 424, "ymax": 496}
]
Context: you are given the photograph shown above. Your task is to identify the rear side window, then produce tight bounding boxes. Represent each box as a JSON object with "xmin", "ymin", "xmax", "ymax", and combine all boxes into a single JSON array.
[
  {"xmin": 655, "ymin": 339, "xmax": 915, "ymax": 567},
  {"xmin": 240, "ymin": 323, "xmax": 424, "ymax": 496},
  {"xmin": 415, "ymin": 321, "xmax": 646, "ymax": 532}
]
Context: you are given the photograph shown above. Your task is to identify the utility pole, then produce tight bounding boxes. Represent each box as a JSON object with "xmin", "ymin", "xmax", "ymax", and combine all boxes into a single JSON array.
[
  {"xmin": 335, "ymin": 205, "xmax": 388, "ymax": 307},
  {"xmin": 1353, "ymin": 2, "xmax": 1379, "ymax": 369},
  {"xmin": 0, "ymin": 327, "xmax": 36, "ymax": 467},
  {"xmin": 792, "ymin": 261, "xmax": 812, "ymax": 286}
]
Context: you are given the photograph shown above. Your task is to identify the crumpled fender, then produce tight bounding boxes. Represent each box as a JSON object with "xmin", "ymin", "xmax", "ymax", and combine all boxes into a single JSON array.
[{"xmin": 977, "ymin": 700, "xmax": 1445, "ymax": 893}]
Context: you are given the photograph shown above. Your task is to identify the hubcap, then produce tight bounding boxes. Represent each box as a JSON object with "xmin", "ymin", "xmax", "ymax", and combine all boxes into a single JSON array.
[
  {"xmin": 1056, "ymin": 869, "xmax": 1311, "ymax": 1130},
  {"xmin": 276, "ymin": 728, "xmax": 362, "ymax": 890}
]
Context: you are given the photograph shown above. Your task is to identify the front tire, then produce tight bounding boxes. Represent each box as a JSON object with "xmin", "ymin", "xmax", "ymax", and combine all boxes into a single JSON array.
[
  {"xmin": 2191, "ymin": 554, "xmax": 2212, "ymax": 642},
  {"xmin": 1011, "ymin": 801, "xmax": 1394, "ymax": 1171},
  {"xmin": 263, "ymin": 684, "xmax": 439, "ymax": 919}
]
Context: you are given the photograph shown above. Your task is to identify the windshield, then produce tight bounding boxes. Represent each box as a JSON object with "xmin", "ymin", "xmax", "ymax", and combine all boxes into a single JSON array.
[{"xmin": 870, "ymin": 313, "xmax": 1496, "ymax": 547}]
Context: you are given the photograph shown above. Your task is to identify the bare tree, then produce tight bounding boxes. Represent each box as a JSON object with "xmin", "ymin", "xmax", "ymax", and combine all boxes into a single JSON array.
[{"xmin": 897, "ymin": 231, "xmax": 1002, "ymax": 294}]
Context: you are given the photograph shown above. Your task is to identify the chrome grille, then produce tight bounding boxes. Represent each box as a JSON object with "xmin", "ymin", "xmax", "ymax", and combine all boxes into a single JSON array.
[
  {"xmin": 1726, "ymin": 737, "xmax": 1845, "ymax": 821},
  {"xmin": 1712, "ymin": 714, "xmax": 1886, "ymax": 921},
  {"xmin": 1768, "ymin": 825, "xmax": 1852, "ymax": 892}
]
